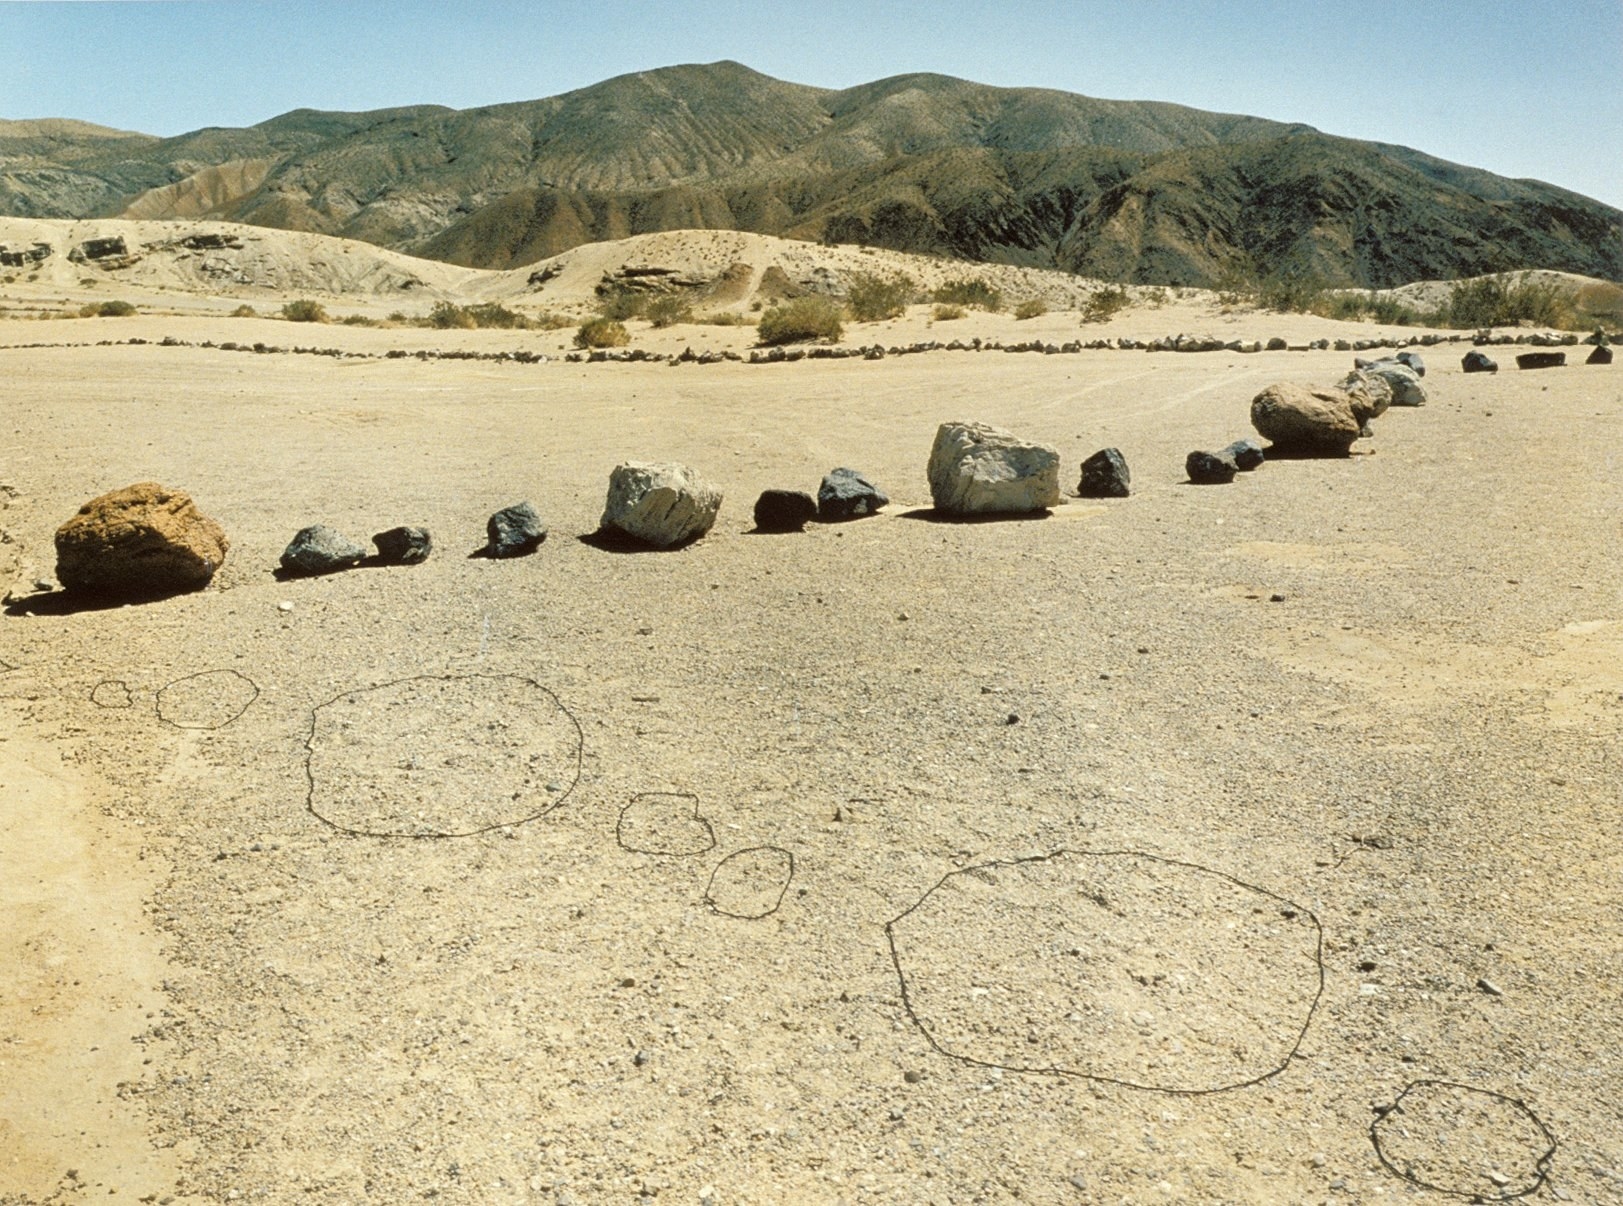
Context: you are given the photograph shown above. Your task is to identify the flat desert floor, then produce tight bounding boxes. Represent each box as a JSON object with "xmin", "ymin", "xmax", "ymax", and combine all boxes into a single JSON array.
[{"xmin": 2, "ymin": 299, "xmax": 1621, "ymax": 1205}]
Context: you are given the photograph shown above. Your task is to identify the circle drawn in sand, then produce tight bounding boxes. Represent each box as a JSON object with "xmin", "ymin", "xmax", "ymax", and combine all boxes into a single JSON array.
[
  {"xmin": 617, "ymin": 792, "xmax": 716, "ymax": 857},
  {"xmin": 705, "ymin": 846, "xmax": 795, "ymax": 919},
  {"xmin": 885, "ymin": 850, "xmax": 1324, "ymax": 1094},
  {"xmin": 91, "ymin": 680, "xmax": 134, "ymax": 709},
  {"xmin": 157, "ymin": 669, "xmax": 259, "ymax": 730},
  {"xmin": 1371, "ymin": 1080, "xmax": 1555, "ymax": 1200},
  {"xmin": 304, "ymin": 674, "xmax": 582, "ymax": 838}
]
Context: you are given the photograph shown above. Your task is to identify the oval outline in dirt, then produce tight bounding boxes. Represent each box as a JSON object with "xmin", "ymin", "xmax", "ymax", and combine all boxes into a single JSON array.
[
  {"xmin": 1370, "ymin": 1078, "xmax": 1556, "ymax": 1200},
  {"xmin": 704, "ymin": 845, "xmax": 795, "ymax": 919},
  {"xmin": 883, "ymin": 848, "xmax": 1326, "ymax": 1094},
  {"xmin": 156, "ymin": 668, "xmax": 260, "ymax": 730},
  {"xmin": 302, "ymin": 672, "xmax": 584, "ymax": 839}
]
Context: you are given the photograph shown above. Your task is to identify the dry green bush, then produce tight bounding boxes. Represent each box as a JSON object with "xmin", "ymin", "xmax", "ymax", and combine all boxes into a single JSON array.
[
  {"xmin": 1014, "ymin": 298, "xmax": 1047, "ymax": 320},
  {"xmin": 574, "ymin": 317, "xmax": 630, "ymax": 349},
  {"xmin": 931, "ymin": 277, "xmax": 1002, "ymax": 311},
  {"xmin": 846, "ymin": 272, "xmax": 916, "ymax": 321},
  {"xmin": 645, "ymin": 295, "xmax": 694, "ymax": 328},
  {"xmin": 77, "ymin": 299, "xmax": 136, "ymax": 317},
  {"xmin": 1081, "ymin": 286, "xmax": 1131, "ymax": 323},
  {"xmin": 931, "ymin": 303, "xmax": 965, "ymax": 321},
  {"xmin": 757, "ymin": 297, "xmax": 844, "ymax": 345},
  {"xmin": 281, "ymin": 299, "xmax": 328, "ymax": 323},
  {"xmin": 230, "ymin": 304, "xmax": 257, "ymax": 318}
]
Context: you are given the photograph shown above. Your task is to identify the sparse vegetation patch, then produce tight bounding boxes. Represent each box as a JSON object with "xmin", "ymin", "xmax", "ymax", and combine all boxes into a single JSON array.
[
  {"xmin": 77, "ymin": 299, "xmax": 136, "ymax": 317},
  {"xmin": 1014, "ymin": 298, "xmax": 1047, "ymax": 320},
  {"xmin": 1081, "ymin": 286, "xmax": 1130, "ymax": 323},
  {"xmin": 931, "ymin": 278, "xmax": 1002, "ymax": 312}
]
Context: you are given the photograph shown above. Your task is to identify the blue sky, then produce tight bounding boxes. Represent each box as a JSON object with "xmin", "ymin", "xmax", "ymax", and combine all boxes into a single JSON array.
[{"xmin": 3, "ymin": 0, "xmax": 1621, "ymax": 210}]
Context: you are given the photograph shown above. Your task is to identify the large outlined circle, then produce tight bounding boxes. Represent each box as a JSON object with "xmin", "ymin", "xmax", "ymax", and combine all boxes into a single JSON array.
[
  {"xmin": 1371, "ymin": 1080, "xmax": 1556, "ymax": 1200},
  {"xmin": 157, "ymin": 669, "xmax": 259, "ymax": 729},
  {"xmin": 303, "ymin": 673, "xmax": 583, "ymax": 838},
  {"xmin": 885, "ymin": 850, "xmax": 1324, "ymax": 1094}
]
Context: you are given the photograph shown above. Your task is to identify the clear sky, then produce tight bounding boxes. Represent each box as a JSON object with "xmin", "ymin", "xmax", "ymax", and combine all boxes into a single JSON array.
[{"xmin": 3, "ymin": 0, "xmax": 1620, "ymax": 210}]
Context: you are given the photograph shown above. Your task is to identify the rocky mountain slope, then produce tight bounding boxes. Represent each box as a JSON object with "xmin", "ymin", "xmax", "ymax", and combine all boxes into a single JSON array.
[{"xmin": 3, "ymin": 62, "xmax": 1619, "ymax": 288}]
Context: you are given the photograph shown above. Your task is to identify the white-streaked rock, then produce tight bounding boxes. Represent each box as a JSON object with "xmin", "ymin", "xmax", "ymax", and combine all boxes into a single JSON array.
[{"xmin": 927, "ymin": 421, "xmax": 1060, "ymax": 515}]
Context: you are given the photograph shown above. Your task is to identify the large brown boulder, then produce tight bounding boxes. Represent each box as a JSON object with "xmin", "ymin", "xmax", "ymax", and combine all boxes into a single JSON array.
[
  {"xmin": 1250, "ymin": 383, "xmax": 1365, "ymax": 456},
  {"xmin": 55, "ymin": 482, "xmax": 229, "ymax": 597}
]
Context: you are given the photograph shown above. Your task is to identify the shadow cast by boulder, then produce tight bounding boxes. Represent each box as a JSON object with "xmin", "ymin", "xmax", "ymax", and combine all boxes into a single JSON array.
[
  {"xmin": 5, "ymin": 584, "xmax": 205, "ymax": 616},
  {"xmin": 898, "ymin": 507, "xmax": 1053, "ymax": 524},
  {"xmin": 577, "ymin": 528, "xmax": 702, "ymax": 554}
]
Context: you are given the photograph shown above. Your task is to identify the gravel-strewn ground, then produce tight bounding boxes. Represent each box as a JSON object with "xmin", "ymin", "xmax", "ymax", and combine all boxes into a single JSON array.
[{"xmin": 3, "ymin": 311, "xmax": 1620, "ymax": 1205}]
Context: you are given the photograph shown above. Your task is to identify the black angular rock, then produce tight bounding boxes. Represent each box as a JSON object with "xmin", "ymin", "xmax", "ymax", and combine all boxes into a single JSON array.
[
  {"xmin": 280, "ymin": 524, "xmax": 367, "ymax": 575},
  {"xmin": 817, "ymin": 468, "xmax": 889, "ymax": 520},
  {"xmin": 485, "ymin": 502, "xmax": 547, "ymax": 557},
  {"xmin": 1516, "ymin": 351, "xmax": 1565, "ymax": 370},
  {"xmin": 1185, "ymin": 449, "xmax": 1238, "ymax": 484},
  {"xmin": 1462, "ymin": 350, "xmax": 1498, "ymax": 373},
  {"xmin": 753, "ymin": 489, "xmax": 818, "ymax": 532},
  {"xmin": 1223, "ymin": 439, "xmax": 1265, "ymax": 471},
  {"xmin": 1077, "ymin": 447, "xmax": 1131, "ymax": 498},
  {"xmin": 1395, "ymin": 350, "xmax": 1425, "ymax": 377},
  {"xmin": 372, "ymin": 525, "xmax": 432, "ymax": 564},
  {"xmin": 1586, "ymin": 345, "xmax": 1613, "ymax": 365}
]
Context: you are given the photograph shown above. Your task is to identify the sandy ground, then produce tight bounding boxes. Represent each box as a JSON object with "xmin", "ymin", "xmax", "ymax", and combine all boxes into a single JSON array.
[{"xmin": 2, "ymin": 247, "xmax": 1622, "ymax": 1205}]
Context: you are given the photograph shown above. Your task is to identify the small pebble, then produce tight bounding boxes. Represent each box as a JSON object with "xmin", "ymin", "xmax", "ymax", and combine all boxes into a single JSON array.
[
  {"xmin": 1477, "ymin": 977, "xmax": 1503, "ymax": 997},
  {"xmin": 277, "ymin": 601, "xmax": 294, "ymax": 612},
  {"xmin": 903, "ymin": 1070, "xmax": 924, "ymax": 1084},
  {"xmin": 1269, "ymin": 593, "xmax": 1286, "ymax": 602},
  {"xmin": 1005, "ymin": 713, "xmax": 1020, "ymax": 725}
]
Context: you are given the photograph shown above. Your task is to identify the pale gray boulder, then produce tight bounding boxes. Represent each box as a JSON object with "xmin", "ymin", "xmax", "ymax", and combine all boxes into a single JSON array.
[
  {"xmin": 601, "ymin": 461, "xmax": 722, "ymax": 548},
  {"xmin": 927, "ymin": 421, "xmax": 1061, "ymax": 515}
]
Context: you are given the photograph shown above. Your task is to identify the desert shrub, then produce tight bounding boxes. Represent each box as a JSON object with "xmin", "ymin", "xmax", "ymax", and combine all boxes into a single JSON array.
[
  {"xmin": 846, "ymin": 271, "xmax": 916, "ymax": 321},
  {"xmin": 427, "ymin": 301, "xmax": 476, "ymax": 329},
  {"xmin": 1575, "ymin": 281, "xmax": 1623, "ymax": 328},
  {"xmin": 932, "ymin": 277, "xmax": 1002, "ymax": 311},
  {"xmin": 757, "ymin": 296, "xmax": 844, "ymax": 345},
  {"xmin": 1140, "ymin": 287, "xmax": 1169, "ymax": 309},
  {"xmin": 574, "ymin": 317, "xmax": 630, "ymax": 349},
  {"xmin": 1441, "ymin": 273, "xmax": 1573, "ymax": 329},
  {"xmin": 230, "ymin": 304, "xmax": 257, "ymax": 318},
  {"xmin": 531, "ymin": 310, "xmax": 574, "ymax": 330},
  {"xmin": 931, "ymin": 303, "xmax": 965, "ymax": 321},
  {"xmin": 467, "ymin": 302, "xmax": 529, "ymax": 329},
  {"xmin": 78, "ymin": 299, "xmax": 136, "ymax": 317},
  {"xmin": 1013, "ymin": 298, "xmax": 1047, "ymax": 320},
  {"xmin": 281, "ymin": 298, "xmax": 328, "ymax": 323},
  {"xmin": 340, "ymin": 313, "xmax": 379, "ymax": 326},
  {"xmin": 1256, "ymin": 270, "xmax": 1328, "ymax": 314},
  {"xmin": 1081, "ymin": 285, "xmax": 1131, "ymax": 323},
  {"xmin": 697, "ymin": 311, "xmax": 749, "ymax": 326},
  {"xmin": 645, "ymin": 294, "xmax": 693, "ymax": 328},
  {"xmin": 597, "ymin": 287, "xmax": 647, "ymax": 321}
]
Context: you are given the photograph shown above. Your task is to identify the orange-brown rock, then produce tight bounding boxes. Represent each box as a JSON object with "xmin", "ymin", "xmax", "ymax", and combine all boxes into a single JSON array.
[{"xmin": 55, "ymin": 482, "xmax": 228, "ymax": 597}]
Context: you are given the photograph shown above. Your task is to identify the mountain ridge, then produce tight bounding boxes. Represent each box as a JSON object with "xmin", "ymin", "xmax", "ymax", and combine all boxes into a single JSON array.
[{"xmin": 2, "ymin": 61, "xmax": 1618, "ymax": 288}]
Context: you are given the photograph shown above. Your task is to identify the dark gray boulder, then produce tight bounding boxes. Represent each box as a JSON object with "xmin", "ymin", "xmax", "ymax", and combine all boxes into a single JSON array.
[
  {"xmin": 1516, "ymin": 352, "xmax": 1566, "ymax": 370},
  {"xmin": 1077, "ymin": 447, "xmax": 1131, "ymax": 498},
  {"xmin": 486, "ymin": 502, "xmax": 546, "ymax": 557},
  {"xmin": 753, "ymin": 489, "xmax": 818, "ymax": 532},
  {"xmin": 1587, "ymin": 345, "xmax": 1613, "ymax": 365},
  {"xmin": 372, "ymin": 526, "xmax": 432, "ymax": 564},
  {"xmin": 1186, "ymin": 449, "xmax": 1238, "ymax": 484},
  {"xmin": 817, "ymin": 468, "xmax": 888, "ymax": 521},
  {"xmin": 1395, "ymin": 350, "xmax": 1425, "ymax": 377},
  {"xmin": 1462, "ymin": 350, "xmax": 1498, "ymax": 373},
  {"xmin": 1223, "ymin": 439, "xmax": 1265, "ymax": 471},
  {"xmin": 280, "ymin": 525, "xmax": 367, "ymax": 575}
]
